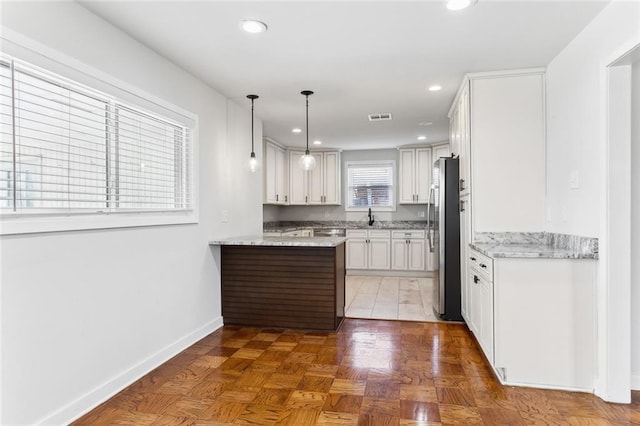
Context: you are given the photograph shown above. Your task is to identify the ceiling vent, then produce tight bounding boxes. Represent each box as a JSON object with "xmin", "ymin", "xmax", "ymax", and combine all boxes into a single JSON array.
[{"xmin": 368, "ymin": 113, "xmax": 392, "ymax": 122}]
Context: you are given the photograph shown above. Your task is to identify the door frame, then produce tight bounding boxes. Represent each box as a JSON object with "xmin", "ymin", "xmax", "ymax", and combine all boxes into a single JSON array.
[{"xmin": 598, "ymin": 39, "xmax": 640, "ymax": 403}]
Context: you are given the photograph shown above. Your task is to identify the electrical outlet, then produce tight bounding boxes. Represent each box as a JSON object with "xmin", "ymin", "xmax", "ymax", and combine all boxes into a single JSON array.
[
  {"xmin": 418, "ymin": 211, "xmax": 425, "ymax": 218},
  {"xmin": 221, "ymin": 210, "xmax": 229, "ymax": 223},
  {"xmin": 325, "ymin": 210, "xmax": 330, "ymax": 218}
]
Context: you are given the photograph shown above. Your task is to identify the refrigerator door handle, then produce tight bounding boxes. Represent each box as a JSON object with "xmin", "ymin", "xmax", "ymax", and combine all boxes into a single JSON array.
[{"xmin": 427, "ymin": 186, "xmax": 435, "ymax": 253}]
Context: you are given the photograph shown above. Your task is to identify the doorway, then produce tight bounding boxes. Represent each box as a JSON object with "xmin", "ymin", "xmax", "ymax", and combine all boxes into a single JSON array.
[{"xmin": 604, "ymin": 43, "xmax": 640, "ymax": 402}]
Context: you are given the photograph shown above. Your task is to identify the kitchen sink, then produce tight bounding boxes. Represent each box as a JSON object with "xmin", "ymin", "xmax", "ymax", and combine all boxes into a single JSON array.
[{"xmin": 313, "ymin": 228, "xmax": 346, "ymax": 237}]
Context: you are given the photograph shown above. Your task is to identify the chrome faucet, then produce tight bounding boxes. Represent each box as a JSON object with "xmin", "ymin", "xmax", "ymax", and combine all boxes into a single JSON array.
[{"xmin": 368, "ymin": 208, "xmax": 375, "ymax": 226}]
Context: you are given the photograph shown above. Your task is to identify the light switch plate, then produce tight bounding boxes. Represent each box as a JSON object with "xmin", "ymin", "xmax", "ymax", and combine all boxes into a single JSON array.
[
  {"xmin": 221, "ymin": 210, "xmax": 229, "ymax": 223},
  {"xmin": 418, "ymin": 211, "xmax": 425, "ymax": 218},
  {"xmin": 569, "ymin": 170, "xmax": 580, "ymax": 189}
]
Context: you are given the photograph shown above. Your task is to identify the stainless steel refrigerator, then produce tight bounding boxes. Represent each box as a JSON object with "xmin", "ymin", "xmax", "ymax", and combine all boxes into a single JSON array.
[{"xmin": 427, "ymin": 157, "xmax": 462, "ymax": 321}]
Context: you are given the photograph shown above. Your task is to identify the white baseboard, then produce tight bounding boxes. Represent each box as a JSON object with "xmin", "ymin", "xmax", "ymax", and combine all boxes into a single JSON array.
[
  {"xmin": 632, "ymin": 373, "xmax": 640, "ymax": 391},
  {"xmin": 37, "ymin": 316, "xmax": 224, "ymax": 425}
]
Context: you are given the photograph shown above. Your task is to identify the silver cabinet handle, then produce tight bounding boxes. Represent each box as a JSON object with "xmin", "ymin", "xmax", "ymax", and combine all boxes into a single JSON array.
[
  {"xmin": 460, "ymin": 178, "xmax": 466, "ymax": 191},
  {"xmin": 480, "ymin": 263, "xmax": 487, "ymax": 269},
  {"xmin": 460, "ymin": 199, "xmax": 465, "ymax": 212},
  {"xmin": 474, "ymin": 275, "xmax": 480, "ymax": 284},
  {"xmin": 305, "ymin": 195, "xmax": 308, "ymax": 203},
  {"xmin": 285, "ymin": 195, "xmax": 288, "ymax": 202},
  {"xmin": 470, "ymin": 256, "xmax": 476, "ymax": 261},
  {"xmin": 276, "ymin": 194, "xmax": 279, "ymax": 202}
]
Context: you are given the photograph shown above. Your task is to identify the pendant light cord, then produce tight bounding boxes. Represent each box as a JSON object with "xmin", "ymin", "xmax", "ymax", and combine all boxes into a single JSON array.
[
  {"xmin": 251, "ymin": 97, "xmax": 255, "ymax": 154},
  {"xmin": 301, "ymin": 90, "xmax": 313, "ymax": 155},
  {"xmin": 305, "ymin": 94, "xmax": 309, "ymax": 155},
  {"xmin": 246, "ymin": 94, "xmax": 259, "ymax": 155}
]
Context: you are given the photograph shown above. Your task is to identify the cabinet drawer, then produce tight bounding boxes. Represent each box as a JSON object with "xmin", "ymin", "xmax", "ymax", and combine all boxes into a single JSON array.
[
  {"xmin": 368, "ymin": 230, "xmax": 391, "ymax": 239},
  {"xmin": 391, "ymin": 230, "xmax": 425, "ymax": 239},
  {"xmin": 469, "ymin": 248, "xmax": 493, "ymax": 281},
  {"xmin": 346, "ymin": 230, "xmax": 368, "ymax": 238}
]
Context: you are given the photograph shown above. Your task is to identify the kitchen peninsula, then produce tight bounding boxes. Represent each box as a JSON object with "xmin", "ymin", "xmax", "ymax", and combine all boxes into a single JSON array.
[{"xmin": 210, "ymin": 236, "xmax": 346, "ymax": 331}]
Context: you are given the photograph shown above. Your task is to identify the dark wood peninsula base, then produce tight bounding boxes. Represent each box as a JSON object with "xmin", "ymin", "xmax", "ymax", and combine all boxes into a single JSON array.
[{"xmin": 220, "ymin": 242, "xmax": 345, "ymax": 331}]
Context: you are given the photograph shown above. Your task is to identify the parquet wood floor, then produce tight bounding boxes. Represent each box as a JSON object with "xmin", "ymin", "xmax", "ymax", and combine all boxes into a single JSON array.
[{"xmin": 73, "ymin": 319, "xmax": 640, "ymax": 425}]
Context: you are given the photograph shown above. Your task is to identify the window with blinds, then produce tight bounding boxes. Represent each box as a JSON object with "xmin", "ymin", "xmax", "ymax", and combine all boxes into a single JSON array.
[
  {"xmin": 345, "ymin": 161, "xmax": 395, "ymax": 211},
  {"xmin": 0, "ymin": 56, "xmax": 191, "ymax": 216}
]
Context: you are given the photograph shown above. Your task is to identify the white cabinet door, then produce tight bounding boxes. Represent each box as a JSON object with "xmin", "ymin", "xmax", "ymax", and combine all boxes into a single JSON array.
[
  {"xmin": 478, "ymin": 275, "xmax": 494, "ymax": 364},
  {"xmin": 264, "ymin": 142, "xmax": 278, "ymax": 203},
  {"xmin": 471, "ymin": 74, "xmax": 545, "ymax": 232},
  {"xmin": 289, "ymin": 151, "xmax": 307, "ymax": 204},
  {"xmin": 468, "ymin": 267, "xmax": 481, "ymax": 338},
  {"xmin": 408, "ymin": 239, "xmax": 426, "ymax": 271},
  {"xmin": 415, "ymin": 148, "xmax": 432, "ymax": 203},
  {"xmin": 391, "ymin": 239, "xmax": 408, "ymax": 270},
  {"xmin": 368, "ymin": 239, "xmax": 391, "ymax": 270},
  {"xmin": 460, "ymin": 195, "xmax": 471, "ymax": 321},
  {"xmin": 449, "ymin": 107, "xmax": 460, "ymax": 157},
  {"xmin": 308, "ymin": 153, "xmax": 324, "ymax": 204},
  {"xmin": 346, "ymin": 239, "xmax": 368, "ymax": 269},
  {"xmin": 275, "ymin": 147, "xmax": 287, "ymax": 204},
  {"xmin": 323, "ymin": 152, "xmax": 340, "ymax": 204},
  {"xmin": 432, "ymin": 143, "xmax": 450, "ymax": 161},
  {"xmin": 459, "ymin": 82, "xmax": 470, "ymax": 196},
  {"xmin": 398, "ymin": 149, "xmax": 415, "ymax": 204}
]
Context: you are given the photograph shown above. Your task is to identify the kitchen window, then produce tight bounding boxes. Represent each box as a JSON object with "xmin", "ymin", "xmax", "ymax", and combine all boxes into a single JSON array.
[
  {"xmin": 0, "ymin": 55, "xmax": 195, "ymax": 234},
  {"xmin": 345, "ymin": 160, "xmax": 395, "ymax": 211}
]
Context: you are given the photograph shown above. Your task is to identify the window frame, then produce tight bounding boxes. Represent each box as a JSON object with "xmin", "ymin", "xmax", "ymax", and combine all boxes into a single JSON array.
[
  {"xmin": 344, "ymin": 160, "xmax": 396, "ymax": 212},
  {"xmin": 0, "ymin": 36, "xmax": 199, "ymax": 236}
]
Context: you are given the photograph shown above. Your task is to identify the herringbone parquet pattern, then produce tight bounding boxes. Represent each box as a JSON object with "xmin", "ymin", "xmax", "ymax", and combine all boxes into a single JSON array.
[{"xmin": 73, "ymin": 319, "xmax": 640, "ymax": 425}]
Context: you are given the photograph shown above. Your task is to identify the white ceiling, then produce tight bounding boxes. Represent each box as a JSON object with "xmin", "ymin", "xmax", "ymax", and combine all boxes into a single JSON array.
[{"xmin": 79, "ymin": 0, "xmax": 607, "ymax": 151}]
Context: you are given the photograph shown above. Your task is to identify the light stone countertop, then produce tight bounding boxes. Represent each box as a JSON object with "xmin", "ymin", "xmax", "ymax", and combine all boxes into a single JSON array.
[
  {"xmin": 209, "ymin": 236, "xmax": 347, "ymax": 248},
  {"xmin": 470, "ymin": 232, "xmax": 598, "ymax": 259},
  {"xmin": 263, "ymin": 220, "xmax": 428, "ymax": 232},
  {"xmin": 470, "ymin": 242, "xmax": 598, "ymax": 259}
]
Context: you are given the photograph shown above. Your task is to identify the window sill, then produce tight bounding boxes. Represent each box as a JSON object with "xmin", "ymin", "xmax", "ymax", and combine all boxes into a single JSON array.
[
  {"xmin": 0, "ymin": 210, "xmax": 198, "ymax": 236},
  {"xmin": 345, "ymin": 206, "xmax": 396, "ymax": 212}
]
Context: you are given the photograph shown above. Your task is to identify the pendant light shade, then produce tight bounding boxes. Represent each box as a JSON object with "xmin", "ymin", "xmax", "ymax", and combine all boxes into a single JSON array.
[
  {"xmin": 247, "ymin": 94, "xmax": 259, "ymax": 173},
  {"xmin": 299, "ymin": 90, "xmax": 316, "ymax": 171}
]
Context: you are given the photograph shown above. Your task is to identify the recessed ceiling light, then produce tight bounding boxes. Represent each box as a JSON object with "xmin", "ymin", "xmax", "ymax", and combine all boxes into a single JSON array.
[
  {"xmin": 447, "ymin": 0, "xmax": 474, "ymax": 11},
  {"xmin": 313, "ymin": 140, "xmax": 322, "ymax": 145},
  {"xmin": 240, "ymin": 20, "xmax": 268, "ymax": 34},
  {"xmin": 292, "ymin": 128, "xmax": 302, "ymax": 133},
  {"xmin": 417, "ymin": 136, "xmax": 427, "ymax": 141},
  {"xmin": 419, "ymin": 122, "xmax": 433, "ymax": 126},
  {"xmin": 428, "ymin": 85, "xmax": 442, "ymax": 92}
]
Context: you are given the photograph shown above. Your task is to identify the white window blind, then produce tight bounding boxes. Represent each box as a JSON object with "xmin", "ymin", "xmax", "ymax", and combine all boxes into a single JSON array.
[
  {"xmin": 346, "ymin": 161, "xmax": 394, "ymax": 210},
  {"xmin": 0, "ymin": 56, "xmax": 191, "ymax": 215}
]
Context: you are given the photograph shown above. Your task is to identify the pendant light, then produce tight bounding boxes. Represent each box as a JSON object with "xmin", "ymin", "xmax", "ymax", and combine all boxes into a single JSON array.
[
  {"xmin": 247, "ymin": 94, "xmax": 259, "ymax": 173},
  {"xmin": 299, "ymin": 90, "xmax": 316, "ymax": 171}
]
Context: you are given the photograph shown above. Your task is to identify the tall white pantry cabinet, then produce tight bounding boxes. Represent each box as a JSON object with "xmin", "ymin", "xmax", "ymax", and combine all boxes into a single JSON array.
[{"xmin": 450, "ymin": 69, "xmax": 552, "ymax": 379}]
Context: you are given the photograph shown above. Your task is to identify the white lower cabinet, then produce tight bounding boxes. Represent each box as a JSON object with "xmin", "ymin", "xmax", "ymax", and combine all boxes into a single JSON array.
[
  {"xmin": 346, "ymin": 230, "xmax": 390, "ymax": 270},
  {"xmin": 467, "ymin": 249, "xmax": 494, "ymax": 364},
  {"xmin": 466, "ymin": 247, "xmax": 597, "ymax": 391},
  {"xmin": 391, "ymin": 230, "xmax": 426, "ymax": 271}
]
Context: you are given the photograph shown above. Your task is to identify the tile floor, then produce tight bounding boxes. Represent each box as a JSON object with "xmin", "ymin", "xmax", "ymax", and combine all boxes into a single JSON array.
[{"xmin": 345, "ymin": 275, "xmax": 441, "ymax": 322}]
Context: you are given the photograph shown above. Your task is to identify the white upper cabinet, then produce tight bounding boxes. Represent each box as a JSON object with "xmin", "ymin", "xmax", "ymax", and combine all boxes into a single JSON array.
[
  {"xmin": 399, "ymin": 147, "xmax": 432, "ymax": 204},
  {"xmin": 471, "ymin": 72, "xmax": 545, "ymax": 233},
  {"xmin": 289, "ymin": 151, "xmax": 341, "ymax": 205},
  {"xmin": 288, "ymin": 151, "xmax": 308, "ymax": 204},
  {"xmin": 432, "ymin": 143, "xmax": 451, "ymax": 162},
  {"xmin": 449, "ymin": 69, "xmax": 546, "ymax": 234},
  {"xmin": 264, "ymin": 139, "xmax": 288, "ymax": 204}
]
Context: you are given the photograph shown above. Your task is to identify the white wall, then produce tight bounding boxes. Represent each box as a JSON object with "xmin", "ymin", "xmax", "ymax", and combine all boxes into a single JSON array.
[
  {"xmin": 545, "ymin": 1, "xmax": 640, "ymax": 237},
  {"xmin": 0, "ymin": 2, "xmax": 262, "ymax": 424},
  {"xmin": 545, "ymin": 0, "xmax": 640, "ymax": 400},
  {"xmin": 273, "ymin": 148, "xmax": 431, "ymax": 223},
  {"xmin": 632, "ymin": 60, "xmax": 640, "ymax": 390}
]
